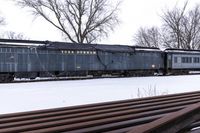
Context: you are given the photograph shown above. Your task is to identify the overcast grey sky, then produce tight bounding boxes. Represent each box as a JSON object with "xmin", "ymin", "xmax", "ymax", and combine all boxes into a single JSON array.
[{"xmin": 0, "ymin": 0, "xmax": 200, "ymax": 45}]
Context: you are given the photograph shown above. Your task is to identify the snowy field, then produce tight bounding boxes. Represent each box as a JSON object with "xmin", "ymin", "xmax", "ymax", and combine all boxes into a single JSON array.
[{"xmin": 0, "ymin": 75, "xmax": 200, "ymax": 114}]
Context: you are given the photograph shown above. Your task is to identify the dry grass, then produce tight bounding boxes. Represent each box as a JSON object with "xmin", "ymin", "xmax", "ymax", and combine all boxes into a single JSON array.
[{"xmin": 137, "ymin": 85, "xmax": 168, "ymax": 98}]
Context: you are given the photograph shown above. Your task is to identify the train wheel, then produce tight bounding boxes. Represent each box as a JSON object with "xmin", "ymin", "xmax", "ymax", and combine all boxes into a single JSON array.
[{"xmin": 0, "ymin": 74, "xmax": 14, "ymax": 83}]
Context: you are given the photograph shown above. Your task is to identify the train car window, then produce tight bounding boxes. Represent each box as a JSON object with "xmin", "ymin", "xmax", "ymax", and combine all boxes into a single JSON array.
[
  {"xmin": 2, "ymin": 48, "xmax": 6, "ymax": 53},
  {"xmin": 189, "ymin": 57, "xmax": 192, "ymax": 63},
  {"xmin": 185, "ymin": 57, "xmax": 189, "ymax": 63},
  {"xmin": 182, "ymin": 57, "xmax": 192, "ymax": 63},
  {"xmin": 11, "ymin": 48, "xmax": 14, "ymax": 53},
  {"xmin": 93, "ymin": 51, "xmax": 96, "ymax": 54},
  {"xmin": 174, "ymin": 57, "xmax": 178, "ymax": 63},
  {"xmin": 18, "ymin": 48, "xmax": 22, "ymax": 53},
  {"xmin": 194, "ymin": 57, "xmax": 200, "ymax": 63},
  {"xmin": 181, "ymin": 57, "xmax": 185, "ymax": 63},
  {"xmin": 8, "ymin": 48, "xmax": 11, "ymax": 53}
]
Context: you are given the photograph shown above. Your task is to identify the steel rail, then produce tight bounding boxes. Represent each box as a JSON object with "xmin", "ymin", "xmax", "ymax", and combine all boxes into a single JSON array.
[{"xmin": 128, "ymin": 102, "xmax": 200, "ymax": 133}]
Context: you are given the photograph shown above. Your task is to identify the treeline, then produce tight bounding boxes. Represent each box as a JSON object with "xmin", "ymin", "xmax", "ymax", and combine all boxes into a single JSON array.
[
  {"xmin": 1, "ymin": 0, "xmax": 200, "ymax": 50},
  {"xmin": 0, "ymin": 14, "xmax": 28, "ymax": 39},
  {"xmin": 0, "ymin": 0, "xmax": 121, "ymax": 42},
  {"xmin": 134, "ymin": 1, "xmax": 200, "ymax": 50}
]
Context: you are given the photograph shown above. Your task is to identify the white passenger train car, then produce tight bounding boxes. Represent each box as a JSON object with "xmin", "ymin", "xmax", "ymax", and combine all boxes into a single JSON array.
[{"xmin": 165, "ymin": 49, "xmax": 200, "ymax": 74}]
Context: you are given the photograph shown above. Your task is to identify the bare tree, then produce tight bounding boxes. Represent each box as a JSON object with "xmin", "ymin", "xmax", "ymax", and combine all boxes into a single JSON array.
[
  {"xmin": 0, "ymin": 17, "xmax": 4, "ymax": 25},
  {"xmin": 3, "ymin": 31, "xmax": 29, "ymax": 40},
  {"xmin": 181, "ymin": 5, "xmax": 200, "ymax": 49},
  {"xmin": 133, "ymin": 27, "xmax": 161, "ymax": 48},
  {"xmin": 14, "ymin": 0, "xmax": 121, "ymax": 43},
  {"xmin": 161, "ymin": 2, "xmax": 200, "ymax": 50},
  {"xmin": 161, "ymin": 2, "xmax": 188, "ymax": 49},
  {"xmin": 0, "ymin": 15, "xmax": 6, "ymax": 38},
  {"xmin": 0, "ymin": 13, "xmax": 5, "ymax": 26}
]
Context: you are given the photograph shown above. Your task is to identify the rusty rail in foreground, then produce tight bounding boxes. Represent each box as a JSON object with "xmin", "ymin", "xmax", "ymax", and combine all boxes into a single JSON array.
[
  {"xmin": 0, "ymin": 91, "xmax": 200, "ymax": 133},
  {"xmin": 128, "ymin": 102, "xmax": 200, "ymax": 133}
]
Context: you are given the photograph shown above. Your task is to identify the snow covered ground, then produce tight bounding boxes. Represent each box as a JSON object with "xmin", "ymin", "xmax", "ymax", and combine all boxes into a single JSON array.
[{"xmin": 0, "ymin": 75, "xmax": 200, "ymax": 114}]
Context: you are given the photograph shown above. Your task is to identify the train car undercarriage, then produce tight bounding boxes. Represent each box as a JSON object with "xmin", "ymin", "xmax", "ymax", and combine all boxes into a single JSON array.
[{"xmin": 0, "ymin": 69, "xmax": 163, "ymax": 83}]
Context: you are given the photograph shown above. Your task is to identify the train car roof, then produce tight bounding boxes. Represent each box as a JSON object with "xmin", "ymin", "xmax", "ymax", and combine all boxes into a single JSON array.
[
  {"xmin": 165, "ymin": 48, "xmax": 200, "ymax": 54},
  {"xmin": 0, "ymin": 43, "xmax": 37, "ymax": 48},
  {"xmin": 43, "ymin": 42, "xmax": 135, "ymax": 52},
  {"xmin": 0, "ymin": 39, "xmax": 41, "ymax": 48},
  {"xmin": 39, "ymin": 42, "xmax": 162, "ymax": 53},
  {"xmin": 0, "ymin": 39, "xmax": 162, "ymax": 53}
]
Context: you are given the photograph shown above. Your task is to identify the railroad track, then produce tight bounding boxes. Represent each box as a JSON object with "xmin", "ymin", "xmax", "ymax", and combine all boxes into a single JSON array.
[
  {"xmin": 1, "ymin": 72, "xmax": 199, "ymax": 84},
  {"xmin": 0, "ymin": 91, "xmax": 200, "ymax": 133},
  {"xmin": 1, "ymin": 73, "xmax": 199, "ymax": 84},
  {"xmin": 2, "ymin": 75, "xmax": 121, "ymax": 84}
]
